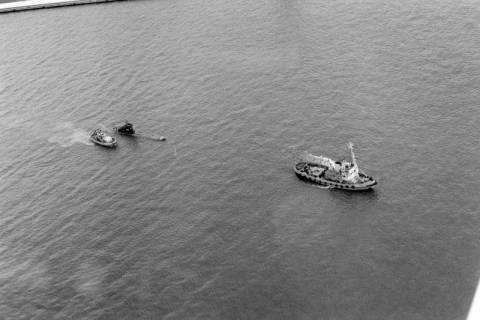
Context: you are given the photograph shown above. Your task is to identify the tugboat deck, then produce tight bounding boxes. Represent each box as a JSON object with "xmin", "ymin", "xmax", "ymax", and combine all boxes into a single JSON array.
[{"xmin": 294, "ymin": 162, "xmax": 376, "ymax": 190}]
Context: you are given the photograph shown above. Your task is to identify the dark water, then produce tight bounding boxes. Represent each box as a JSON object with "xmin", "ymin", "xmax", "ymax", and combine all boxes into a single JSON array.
[{"xmin": 1, "ymin": 0, "xmax": 479, "ymax": 319}]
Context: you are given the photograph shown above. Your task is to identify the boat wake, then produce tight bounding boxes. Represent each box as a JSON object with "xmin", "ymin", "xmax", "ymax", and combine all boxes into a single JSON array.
[{"xmin": 47, "ymin": 122, "xmax": 93, "ymax": 147}]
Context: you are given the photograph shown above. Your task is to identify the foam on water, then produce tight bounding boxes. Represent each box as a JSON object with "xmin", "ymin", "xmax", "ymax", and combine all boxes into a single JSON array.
[{"xmin": 47, "ymin": 122, "xmax": 93, "ymax": 147}]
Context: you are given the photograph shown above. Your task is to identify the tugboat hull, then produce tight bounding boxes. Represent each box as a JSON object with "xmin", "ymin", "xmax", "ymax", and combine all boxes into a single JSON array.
[{"xmin": 294, "ymin": 162, "xmax": 377, "ymax": 191}]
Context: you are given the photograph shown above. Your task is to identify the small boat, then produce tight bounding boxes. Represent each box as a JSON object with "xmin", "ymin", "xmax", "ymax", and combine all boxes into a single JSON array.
[
  {"xmin": 294, "ymin": 142, "xmax": 377, "ymax": 191},
  {"xmin": 113, "ymin": 121, "xmax": 135, "ymax": 135},
  {"xmin": 113, "ymin": 121, "xmax": 168, "ymax": 141},
  {"xmin": 90, "ymin": 129, "xmax": 117, "ymax": 148}
]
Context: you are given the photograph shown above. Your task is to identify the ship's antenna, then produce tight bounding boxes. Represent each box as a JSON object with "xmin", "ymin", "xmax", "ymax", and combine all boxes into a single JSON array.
[{"xmin": 348, "ymin": 142, "xmax": 357, "ymax": 167}]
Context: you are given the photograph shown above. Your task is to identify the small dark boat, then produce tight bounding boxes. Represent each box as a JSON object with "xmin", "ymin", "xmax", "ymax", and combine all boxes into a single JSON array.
[
  {"xmin": 294, "ymin": 143, "xmax": 377, "ymax": 191},
  {"xmin": 90, "ymin": 129, "xmax": 117, "ymax": 148},
  {"xmin": 113, "ymin": 121, "xmax": 135, "ymax": 135}
]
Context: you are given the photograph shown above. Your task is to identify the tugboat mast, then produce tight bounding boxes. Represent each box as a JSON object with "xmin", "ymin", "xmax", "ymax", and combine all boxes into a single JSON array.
[{"xmin": 348, "ymin": 142, "xmax": 357, "ymax": 167}]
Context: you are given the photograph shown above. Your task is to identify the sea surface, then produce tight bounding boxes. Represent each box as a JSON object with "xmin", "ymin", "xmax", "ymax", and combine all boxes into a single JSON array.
[{"xmin": 1, "ymin": 0, "xmax": 479, "ymax": 319}]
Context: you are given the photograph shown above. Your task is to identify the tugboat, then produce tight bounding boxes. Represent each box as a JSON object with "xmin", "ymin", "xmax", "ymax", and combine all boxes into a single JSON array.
[
  {"xmin": 294, "ymin": 142, "xmax": 377, "ymax": 190},
  {"xmin": 90, "ymin": 129, "xmax": 117, "ymax": 148},
  {"xmin": 113, "ymin": 121, "xmax": 135, "ymax": 135}
]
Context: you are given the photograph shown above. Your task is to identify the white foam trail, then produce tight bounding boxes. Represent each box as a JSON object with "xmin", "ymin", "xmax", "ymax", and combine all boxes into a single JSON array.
[
  {"xmin": 467, "ymin": 279, "xmax": 480, "ymax": 320},
  {"xmin": 47, "ymin": 122, "xmax": 93, "ymax": 147}
]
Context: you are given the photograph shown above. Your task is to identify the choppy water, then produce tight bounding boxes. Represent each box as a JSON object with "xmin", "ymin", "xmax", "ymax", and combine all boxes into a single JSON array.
[{"xmin": 1, "ymin": 0, "xmax": 480, "ymax": 319}]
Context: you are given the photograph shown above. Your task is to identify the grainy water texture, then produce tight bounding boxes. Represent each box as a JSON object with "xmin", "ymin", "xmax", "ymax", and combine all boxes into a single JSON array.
[{"xmin": 1, "ymin": 0, "xmax": 479, "ymax": 319}]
